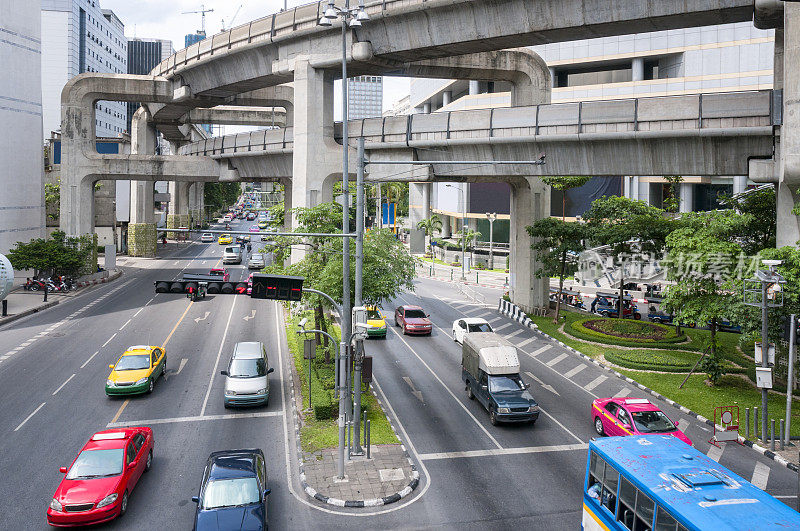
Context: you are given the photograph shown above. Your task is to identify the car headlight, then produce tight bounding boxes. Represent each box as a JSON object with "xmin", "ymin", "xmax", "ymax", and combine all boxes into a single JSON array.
[
  {"xmin": 528, "ymin": 405, "xmax": 540, "ymax": 413},
  {"xmin": 96, "ymin": 493, "xmax": 118, "ymax": 509},
  {"xmin": 50, "ymin": 499, "xmax": 63, "ymax": 511},
  {"xmin": 106, "ymin": 379, "xmax": 115, "ymax": 387},
  {"xmin": 135, "ymin": 377, "xmax": 148, "ymax": 385},
  {"xmin": 497, "ymin": 407, "xmax": 510, "ymax": 414},
  {"xmin": 226, "ymin": 390, "xmax": 236, "ymax": 396},
  {"xmin": 257, "ymin": 388, "xmax": 267, "ymax": 395}
]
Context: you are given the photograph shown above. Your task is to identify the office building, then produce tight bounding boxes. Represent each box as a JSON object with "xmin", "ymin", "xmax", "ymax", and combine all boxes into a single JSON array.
[
  {"xmin": 407, "ymin": 22, "xmax": 774, "ymax": 241},
  {"xmin": 41, "ymin": 0, "xmax": 127, "ymax": 139},
  {"xmin": 185, "ymin": 33, "xmax": 205, "ymax": 48},
  {"xmin": 126, "ymin": 37, "xmax": 174, "ymax": 131},
  {"xmin": 1, "ymin": 0, "xmax": 46, "ymax": 253},
  {"xmin": 348, "ymin": 76, "xmax": 383, "ymax": 119}
]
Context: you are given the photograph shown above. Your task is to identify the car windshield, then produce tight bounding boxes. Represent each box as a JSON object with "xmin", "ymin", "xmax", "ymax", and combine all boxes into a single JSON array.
[
  {"xmin": 114, "ymin": 355, "xmax": 150, "ymax": 371},
  {"xmin": 225, "ymin": 246, "xmax": 240, "ymax": 253},
  {"xmin": 251, "ymin": 254, "xmax": 264, "ymax": 261},
  {"xmin": 488, "ymin": 375, "xmax": 525, "ymax": 393},
  {"xmin": 404, "ymin": 310, "xmax": 426, "ymax": 319},
  {"xmin": 66, "ymin": 449, "xmax": 124, "ymax": 479},
  {"xmin": 228, "ymin": 358, "xmax": 267, "ymax": 378},
  {"xmin": 468, "ymin": 323, "xmax": 493, "ymax": 333},
  {"xmin": 631, "ymin": 410, "xmax": 677, "ymax": 433},
  {"xmin": 367, "ymin": 309, "xmax": 382, "ymax": 320},
  {"xmin": 202, "ymin": 478, "xmax": 261, "ymax": 509}
]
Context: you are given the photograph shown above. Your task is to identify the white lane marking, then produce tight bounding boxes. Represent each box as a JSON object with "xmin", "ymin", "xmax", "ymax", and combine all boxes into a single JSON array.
[
  {"xmin": 546, "ymin": 353, "xmax": 568, "ymax": 367},
  {"xmin": 506, "ymin": 329, "xmax": 525, "ymax": 339},
  {"xmin": 402, "ymin": 376, "xmax": 424, "ymax": 403},
  {"xmin": 194, "ymin": 311, "xmax": 211, "ymax": 323},
  {"xmin": 176, "ymin": 358, "xmax": 188, "ymax": 375},
  {"xmin": 525, "ymin": 371, "xmax": 559, "ymax": 396},
  {"xmin": 133, "ymin": 308, "xmax": 143, "ymax": 318},
  {"xmin": 243, "ymin": 309, "xmax": 256, "ymax": 321},
  {"xmin": 418, "ymin": 443, "xmax": 587, "ymax": 461},
  {"xmin": 751, "ymin": 462, "xmax": 770, "ymax": 490},
  {"xmin": 101, "ymin": 333, "xmax": 117, "ymax": 348},
  {"xmin": 52, "ymin": 374, "xmax": 76, "ymax": 395},
  {"xmin": 200, "ymin": 296, "xmax": 238, "ymax": 416},
  {"xmin": 516, "ymin": 337, "xmax": 536, "ymax": 349},
  {"xmin": 584, "ymin": 375, "xmax": 608, "ymax": 392},
  {"xmin": 564, "ymin": 364, "xmax": 587, "ymax": 379},
  {"xmin": 613, "ymin": 388, "xmax": 632, "ymax": 398},
  {"xmin": 492, "ymin": 323, "xmax": 512, "ymax": 332},
  {"xmin": 119, "ymin": 319, "xmax": 131, "ymax": 331},
  {"xmin": 20, "ymin": 341, "xmax": 32, "ymax": 347},
  {"xmin": 107, "ymin": 411, "xmax": 282, "ymax": 428},
  {"xmin": 389, "ymin": 326, "xmax": 503, "ymax": 449},
  {"xmin": 529, "ymin": 345, "xmax": 552, "ymax": 358},
  {"xmin": 81, "ymin": 351, "xmax": 99, "ymax": 369},
  {"xmin": 14, "ymin": 402, "xmax": 46, "ymax": 431},
  {"xmin": 174, "ymin": 260, "xmax": 180, "ymax": 265},
  {"xmin": 706, "ymin": 445, "xmax": 724, "ymax": 462},
  {"xmin": 539, "ymin": 407, "xmax": 584, "ymax": 444}
]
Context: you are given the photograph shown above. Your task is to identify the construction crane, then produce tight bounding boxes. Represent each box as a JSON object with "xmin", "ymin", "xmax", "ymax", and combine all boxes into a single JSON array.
[
  {"xmin": 221, "ymin": 4, "xmax": 243, "ymax": 32},
  {"xmin": 182, "ymin": 4, "xmax": 214, "ymax": 37}
]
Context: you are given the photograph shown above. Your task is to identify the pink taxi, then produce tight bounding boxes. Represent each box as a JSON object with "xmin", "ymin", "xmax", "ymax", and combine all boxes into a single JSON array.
[{"xmin": 591, "ymin": 397, "xmax": 692, "ymax": 445}]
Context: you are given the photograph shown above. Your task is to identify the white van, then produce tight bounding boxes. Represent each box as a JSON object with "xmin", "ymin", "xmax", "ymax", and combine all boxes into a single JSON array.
[
  {"xmin": 221, "ymin": 342, "xmax": 273, "ymax": 407},
  {"xmin": 222, "ymin": 245, "xmax": 242, "ymax": 264}
]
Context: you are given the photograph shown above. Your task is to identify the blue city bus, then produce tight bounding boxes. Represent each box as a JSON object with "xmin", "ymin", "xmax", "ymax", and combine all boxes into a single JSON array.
[{"xmin": 583, "ymin": 435, "xmax": 800, "ymax": 530}]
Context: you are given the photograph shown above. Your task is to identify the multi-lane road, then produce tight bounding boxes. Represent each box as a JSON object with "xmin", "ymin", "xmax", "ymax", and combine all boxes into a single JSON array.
[{"xmin": 0, "ymin": 218, "xmax": 796, "ymax": 529}]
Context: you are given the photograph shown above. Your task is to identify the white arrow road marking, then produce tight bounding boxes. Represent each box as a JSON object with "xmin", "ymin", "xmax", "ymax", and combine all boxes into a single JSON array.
[
  {"xmin": 525, "ymin": 371, "xmax": 560, "ymax": 396},
  {"xmin": 176, "ymin": 358, "xmax": 188, "ymax": 375},
  {"xmin": 402, "ymin": 376, "xmax": 424, "ymax": 403},
  {"xmin": 194, "ymin": 311, "xmax": 210, "ymax": 323},
  {"xmin": 243, "ymin": 309, "xmax": 256, "ymax": 321}
]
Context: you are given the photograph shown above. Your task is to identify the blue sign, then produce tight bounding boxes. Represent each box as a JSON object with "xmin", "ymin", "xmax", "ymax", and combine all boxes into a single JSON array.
[{"xmin": 381, "ymin": 203, "xmax": 396, "ymax": 226}]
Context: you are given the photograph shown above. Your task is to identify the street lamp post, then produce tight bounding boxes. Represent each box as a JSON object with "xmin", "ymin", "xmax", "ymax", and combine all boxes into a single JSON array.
[
  {"xmin": 318, "ymin": 0, "xmax": 369, "ymax": 478},
  {"xmin": 446, "ymin": 184, "xmax": 467, "ymax": 280},
  {"xmin": 486, "ymin": 212, "xmax": 497, "ymax": 270}
]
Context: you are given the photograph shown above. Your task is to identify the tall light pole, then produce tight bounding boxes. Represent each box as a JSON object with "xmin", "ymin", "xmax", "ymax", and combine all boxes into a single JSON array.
[
  {"xmin": 446, "ymin": 184, "xmax": 467, "ymax": 280},
  {"xmin": 318, "ymin": 0, "xmax": 369, "ymax": 478},
  {"xmin": 485, "ymin": 212, "xmax": 497, "ymax": 270}
]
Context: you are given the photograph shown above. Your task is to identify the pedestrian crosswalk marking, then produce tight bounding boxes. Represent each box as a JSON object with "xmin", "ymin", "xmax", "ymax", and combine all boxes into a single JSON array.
[
  {"xmin": 564, "ymin": 364, "xmax": 586, "ymax": 379},
  {"xmin": 706, "ymin": 445, "xmax": 723, "ymax": 462},
  {"xmin": 530, "ymin": 345, "xmax": 552, "ymax": 358},
  {"xmin": 546, "ymin": 353, "xmax": 568, "ymax": 367},
  {"xmin": 584, "ymin": 375, "xmax": 607, "ymax": 392},
  {"xmin": 506, "ymin": 329, "xmax": 525, "ymax": 339},
  {"xmin": 516, "ymin": 337, "xmax": 536, "ymax": 348},
  {"xmin": 613, "ymin": 388, "xmax": 632, "ymax": 398},
  {"xmin": 751, "ymin": 461, "xmax": 770, "ymax": 490}
]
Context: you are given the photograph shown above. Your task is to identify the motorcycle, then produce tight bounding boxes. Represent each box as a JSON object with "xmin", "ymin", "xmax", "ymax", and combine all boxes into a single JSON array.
[{"xmin": 24, "ymin": 278, "xmax": 47, "ymax": 291}]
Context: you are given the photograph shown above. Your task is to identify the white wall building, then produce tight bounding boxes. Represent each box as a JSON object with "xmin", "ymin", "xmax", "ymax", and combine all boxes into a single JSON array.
[
  {"xmin": 348, "ymin": 75, "xmax": 383, "ymax": 119},
  {"xmin": 0, "ymin": 0, "xmax": 46, "ymax": 254},
  {"xmin": 41, "ymin": 0, "xmax": 127, "ymax": 139}
]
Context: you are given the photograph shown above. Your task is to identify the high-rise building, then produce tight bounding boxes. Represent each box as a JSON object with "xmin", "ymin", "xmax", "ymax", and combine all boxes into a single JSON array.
[
  {"xmin": 1, "ymin": 0, "xmax": 46, "ymax": 253},
  {"xmin": 185, "ymin": 33, "xmax": 205, "ymax": 48},
  {"xmin": 126, "ymin": 37, "xmax": 174, "ymax": 131},
  {"xmin": 41, "ymin": 1, "xmax": 127, "ymax": 138},
  {"xmin": 348, "ymin": 76, "xmax": 382, "ymax": 119}
]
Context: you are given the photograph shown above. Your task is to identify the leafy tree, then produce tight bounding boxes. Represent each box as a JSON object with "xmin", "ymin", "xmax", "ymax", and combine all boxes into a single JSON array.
[
  {"xmin": 541, "ymin": 176, "xmax": 592, "ymax": 220},
  {"xmin": 527, "ymin": 217, "xmax": 588, "ymax": 323},
  {"xmin": 661, "ymin": 210, "xmax": 745, "ymax": 384},
  {"xmin": 6, "ymin": 230, "xmax": 94, "ymax": 277},
  {"xmin": 455, "ymin": 227, "xmax": 482, "ymax": 252},
  {"xmin": 204, "ymin": 182, "xmax": 240, "ymax": 216},
  {"xmin": 719, "ymin": 185, "xmax": 776, "ymax": 254},
  {"xmin": 416, "ymin": 214, "xmax": 443, "ymax": 255},
  {"xmin": 662, "ymin": 176, "xmax": 684, "ymax": 214},
  {"xmin": 583, "ymin": 196, "xmax": 674, "ymax": 318}
]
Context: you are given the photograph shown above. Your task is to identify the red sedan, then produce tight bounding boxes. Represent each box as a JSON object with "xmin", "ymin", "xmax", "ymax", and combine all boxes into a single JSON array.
[
  {"xmin": 47, "ymin": 428, "xmax": 154, "ymax": 527},
  {"xmin": 592, "ymin": 397, "xmax": 692, "ymax": 446},
  {"xmin": 394, "ymin": 305, "xmax": 432, "ymax": 335}
]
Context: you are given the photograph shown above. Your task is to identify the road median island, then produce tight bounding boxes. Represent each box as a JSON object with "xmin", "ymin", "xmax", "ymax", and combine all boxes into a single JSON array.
[{"xmin": 283, "ymin": 307, "xmax": 420, "ymax": 507}]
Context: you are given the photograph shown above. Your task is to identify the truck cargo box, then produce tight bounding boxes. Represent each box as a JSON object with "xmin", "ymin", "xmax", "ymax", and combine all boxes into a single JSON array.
[{"xmin": 462, "ymin": 333, "xmax": 520, "ymax": 376}]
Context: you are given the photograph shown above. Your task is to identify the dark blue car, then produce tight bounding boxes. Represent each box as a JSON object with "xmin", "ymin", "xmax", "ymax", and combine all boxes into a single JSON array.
[{"xmin": 192, "ymin": 449, "xmax": 270, "ymax": 531}]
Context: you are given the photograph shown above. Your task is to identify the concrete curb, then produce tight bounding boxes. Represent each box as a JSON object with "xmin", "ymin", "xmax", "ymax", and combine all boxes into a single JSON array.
[
  {"xmin": 284, "ymin": 315, "xmax": 419, "ymax": 508},
  {"xmin": 0, "ymin": 300, "xmax": 60, "ymax": 327},
  {"xmin": 75, "ymin": 269, "xmax": 122, "ymax": 289},
  {"xmin": 497, "ymin": 298, "xmax": 799, "ymax": 474}
]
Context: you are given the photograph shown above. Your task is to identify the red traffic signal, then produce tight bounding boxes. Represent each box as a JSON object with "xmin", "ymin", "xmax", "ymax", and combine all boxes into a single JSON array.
[{"xmin": 250, "ymin": 274, "xmax": 304, "ymax": 301}]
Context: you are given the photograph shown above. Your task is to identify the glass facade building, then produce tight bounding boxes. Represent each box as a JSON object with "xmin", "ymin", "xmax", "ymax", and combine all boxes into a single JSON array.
[
  {"xmin": 126, "ymin": 37, "xmax": 173, "ymax": 131},
  {"xmin": 348, "ymin": 76, "xmax": 383, "ymax": 120}
]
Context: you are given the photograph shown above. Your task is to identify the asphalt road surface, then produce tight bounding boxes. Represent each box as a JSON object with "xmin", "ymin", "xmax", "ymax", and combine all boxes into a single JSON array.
[{"xmin": 0, "ymin": 219, "xmax": 796, "ymax": 530}]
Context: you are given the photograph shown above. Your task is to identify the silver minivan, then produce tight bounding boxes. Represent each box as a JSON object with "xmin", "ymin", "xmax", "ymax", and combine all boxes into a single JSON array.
[
  {"xmin": 221, "ymin": 342, "xmax": 273, "ymax": 407},
  {"xmin": 222, "ymin": 245, "xmax": 242, "ymax": 264}
]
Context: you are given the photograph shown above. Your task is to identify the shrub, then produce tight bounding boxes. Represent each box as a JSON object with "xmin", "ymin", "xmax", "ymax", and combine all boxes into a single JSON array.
[
  {"xmin": 313, "ymin": 400, "xmax": 337, "ymax": 420},
  {"xmin": 604, "ymin": 350, "xmax": 699, "ymax": 372},
  {"xmin": 567, "ymin": 318, "xmax": 687, "ymax": 348}
]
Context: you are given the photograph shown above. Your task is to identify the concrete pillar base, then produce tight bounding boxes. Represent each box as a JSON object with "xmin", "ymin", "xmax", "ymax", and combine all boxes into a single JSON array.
[
  {"xmin": 166, "ymin": 214, "xmax": 179, "ymax": 239},
  {"xmin": 509, "ymin": 177, "xmax": 550, "ymax": 313},
  {"xmin": 128, "ymin": 223, "xmax": 157, "ymax": 257}
]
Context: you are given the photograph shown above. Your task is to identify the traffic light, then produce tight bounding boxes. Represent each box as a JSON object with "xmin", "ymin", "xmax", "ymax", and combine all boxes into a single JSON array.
[
  {"xmin": 154, "ymin": 280, "xmax": 248, "ymax": 295},
  {"xmin": 250, "ymin": 274, "xmax": 304, "ymax": 301}
]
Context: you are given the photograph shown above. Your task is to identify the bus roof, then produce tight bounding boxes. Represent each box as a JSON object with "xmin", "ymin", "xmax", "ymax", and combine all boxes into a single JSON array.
[{"xmin": 590, "ymin": 435, "xmax": 800, "ymax": 530}]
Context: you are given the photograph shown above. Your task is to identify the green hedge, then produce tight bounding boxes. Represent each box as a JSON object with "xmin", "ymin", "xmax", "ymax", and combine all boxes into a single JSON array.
[
  {"xmin": 567, "ymin": 318, "xmax": 689, "ymax": 349},
  {"xmin": 605, "ymin": 350, "xmax": 699, "ymax": 372}
]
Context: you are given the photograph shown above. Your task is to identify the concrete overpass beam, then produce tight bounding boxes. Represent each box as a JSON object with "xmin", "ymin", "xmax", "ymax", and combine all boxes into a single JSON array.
[{"xmin": 509, "ymin": 177, "xmax": 550, "ymax": 313}]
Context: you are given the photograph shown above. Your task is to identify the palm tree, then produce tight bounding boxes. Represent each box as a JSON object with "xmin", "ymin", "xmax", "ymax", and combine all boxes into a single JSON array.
[
  {"xmin": 456, "ymin": 227, "xmax": 482, "ymax": 252},
  {"xmin": 416, "ymin": 214, "xmax": 443, "ymax": 256}
]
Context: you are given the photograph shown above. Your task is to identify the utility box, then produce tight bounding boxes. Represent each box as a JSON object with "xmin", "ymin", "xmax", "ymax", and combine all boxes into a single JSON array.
[
  {"xmin": 352, "ymin": 306, "xmax": 367, "ymax": 334},
  {"xmin": 362, "ymin": 356, "xmax": 373, "ymax": 383},
  {"xmin": 756, "ymin": 367, "xmax": 773, "ymax": 389},
  {"xmin": 303, "ymin": 338, "xmax": 316, "ymax": 360},
  {"xmin": 104, "ymin": 245, "xmax": 116, "ymax": 271}
]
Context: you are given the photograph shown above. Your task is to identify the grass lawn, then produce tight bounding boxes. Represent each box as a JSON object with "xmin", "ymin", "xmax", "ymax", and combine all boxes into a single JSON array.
[
  {"xmin": 618, "ymin": 370, "xmax": 800, "ymax": 438},
  {"xmin": 285, "ymin": 309, "xmax": 399, "ymax": 453}
]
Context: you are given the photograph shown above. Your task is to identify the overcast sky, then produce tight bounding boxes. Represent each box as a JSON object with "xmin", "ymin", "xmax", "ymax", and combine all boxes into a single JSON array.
[{"xmin": 102, "ymin": 0, "xmax": 410, "ymax": 116}]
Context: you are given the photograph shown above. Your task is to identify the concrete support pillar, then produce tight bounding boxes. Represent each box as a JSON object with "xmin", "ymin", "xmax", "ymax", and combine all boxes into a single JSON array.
[
  {"xmin": 733, "ymin": 175, "xmax": 748, "ymax": 196},
  {"xmin": 469, "ymin": 80, "xmax": 480, "ymax": 95},
  {"xmin": 128, "ymin": 108, "xmax": 157, "ymax": 256},
  {"xmin": 290, "ymin": 57, "xmax": 340, "ymax": 262},
  {"xmin": 282, "ymin": 180, "xmax": 292, "ymax": 233},
  {"xmin": 442, "ymin": 91, "xmax": 452, "ymax": 107},
  {"xmin": 778, "ymin": 7, "xmax": 800, "ymax": 246},
  {"xmin": 549, "ymin": 67, "xmax": 557, "ymax": 88},
  {"xmin": 630, "ymin": 176, "xmax": 640, "ymax": 200},
  {"xmin": 623, "ymin": 177, "xmax": 631, "ymax": 198},
  {"xmin": 509, "ymin": 177, "xmax": 550, "ymax": 312},
  {"xmin": 679, "ymin": 182, "xmax": 694, "ymax": 213},
  {"xmin": 167, "ymin": 181, "xmax": 190, "ymax": 238},
  {"xmin": 188, "ymin": 182, "xmax": 204, "ymax": 228},
  {"xmin": 422, "ymin": 102, "xmax": 431, "ymax": 114},
  {"xmin": 637, "ymin": 179, "xmax": 650, "ymax": 204},
  {"xmin": 632, "ymin": 58, "xmax": 645, "ymax": 81}
]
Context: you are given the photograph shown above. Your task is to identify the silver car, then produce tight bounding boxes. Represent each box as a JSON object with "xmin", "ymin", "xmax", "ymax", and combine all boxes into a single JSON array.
[
  {"xmin": 248, "ymin": 253, "xmax": 266, "ymax": 270},
  {"xmin": 221, "ymin": 342, "xmax": 273, "ymax": 407},
  {"xmin": 222, "ymin": 245, "xmax": 242, "ymax": 264}
]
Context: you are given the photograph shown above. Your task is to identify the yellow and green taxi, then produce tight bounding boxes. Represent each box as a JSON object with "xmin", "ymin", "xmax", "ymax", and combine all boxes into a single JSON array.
[
  {"xmin": 106, "ymin": 345, "xmax": 167, "ymax": 396},
  {"xmin": 257, "ymin": 219, "xmax": 269, "ymax": 229},
  {"xmin": 218, "ymin": 234, "xmax": 232, "ymax": 244},
  {"xmin": 366, "ymin": 307, "xmax": 387, "ymax": 338}
]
